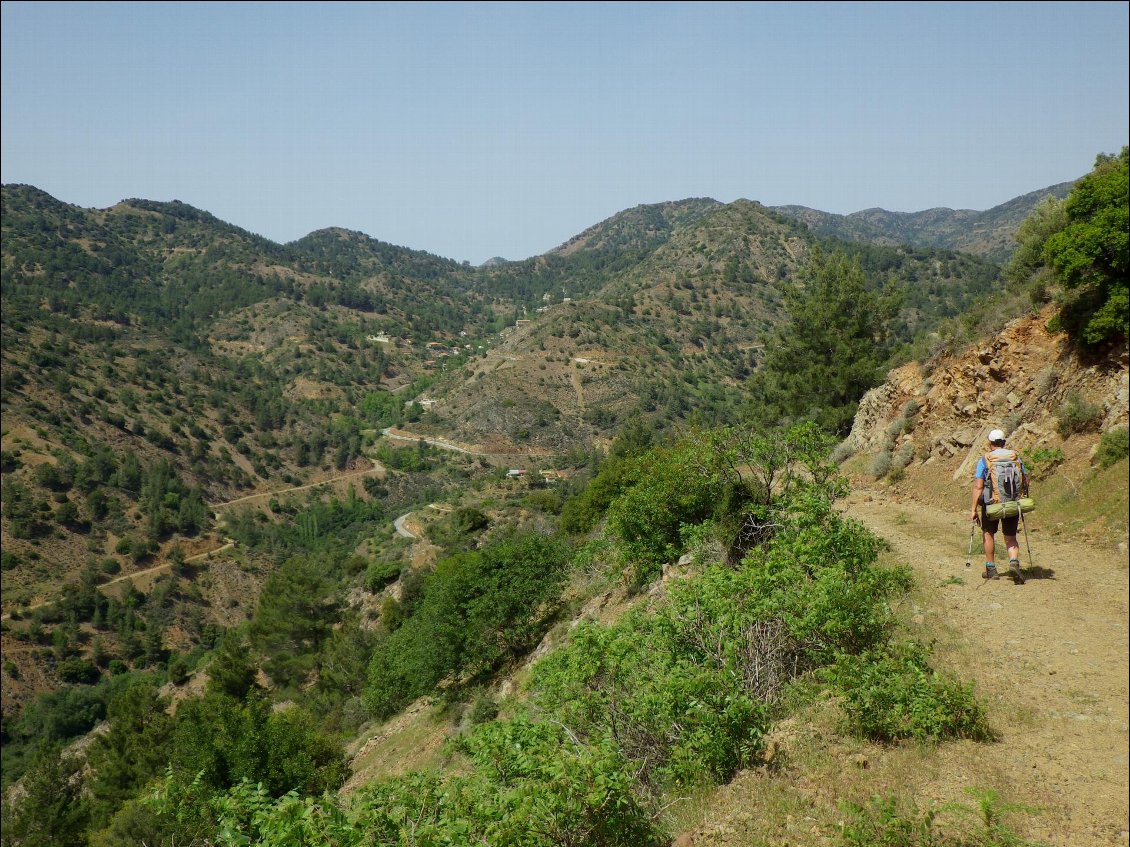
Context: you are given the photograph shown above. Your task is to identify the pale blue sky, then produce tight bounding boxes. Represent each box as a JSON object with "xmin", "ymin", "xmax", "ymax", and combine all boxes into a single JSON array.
[{"xmin": 3, "ymin": 1, "xmax": 1127, "ymax": 264}]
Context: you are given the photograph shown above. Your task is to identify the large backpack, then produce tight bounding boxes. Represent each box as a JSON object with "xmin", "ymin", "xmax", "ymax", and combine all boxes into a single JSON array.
[{"xmin": 983, "ymin": 449, "xmax": 1035, "ymax": 519}]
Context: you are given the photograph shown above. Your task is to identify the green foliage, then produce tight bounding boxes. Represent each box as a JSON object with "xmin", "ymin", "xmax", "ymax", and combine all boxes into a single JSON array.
[
  {"xmin": 839, "ymin": 789, "xmax": 1044, "ymax": 847},
  {"xmin": 739, "ymin": 491, "xmax": 908, "ymax": 663},
  {"xmin": 1043, "ymin": 148, "xmax": 1129, "ymax": 345},
  {"xmin": 605, "ymin": 439, "xmax": 726, "ymax": 581},
  {"xmin": 1005, "ymin": 196, "xmax": 1068, "ymax": 296},
  {"xmin": 225, "ymin": 493, "xmax": 385, "ymax": 558},
  {"xmin": 56, "ymin": 656, "xmax": 102, "ymax": 684},
  {"xmin": 250, "ymin": 554, "xmax": 339, "ymax": 689},
  {"xmin": 84, "ymin": 679, "xmax": 176, "ymax": 828},
  {"xmin": 531, "ymin": 457, "xmax": 916, "ymax": 792},
  {"xmin": 0, "ymin": 744, "xmax": 89, "ymax": 847},
  {"xmin": 827, "ymin": 641, "xmax": 992, "ymax": 742},
  {"xmin": 364, "ymin": 559, "xmax": 401, "ymax": 591},
  {"xmin": 152, "ymin": 714, "xmax": 665, "ymax": 846},
  {"xmin": 530, "ymin": 612, "xmax": 770, "ymax": 790},
  {"xmin": 522, "ymin": 488, "xmax": 563, "ymax": 514},
  {"xmin": 1054, "ymin": 391, "xmax": 1103, "ymax": 437},
  {"xmin": 1024, "ymin": 447, "xmax": 1064, "ymax": 481},
  {"xmin": 748, "ymin": 249, "xmax": 901, "ymax": 435},
  {"xmin": 3, "ymin": 682, "xmax": 116, "ymax": 788},
  {"xmin": 560, "ymin": 453, "xmax": 635, "ymax": 535},
  {"xmin": 1095, "ymin": 426, "xmax": 1129, "ymax": 468},
  {"xmin": 424, "ymin": 505, "xmax": 490, "ymax": 551},
  {"xmin": 373, "ymin": 440, "xmax": 436, "ymax": 471},
  {"xmin": 206, "ymin": 631, "xmax": 258, "ymax": 700},
  {"xmin": 171, "ymin": 692, "xmax": 348, "ymax": 799},
  {"xmin": 364, "ymin": 531, "xmax": 572, "ymax": 718}
]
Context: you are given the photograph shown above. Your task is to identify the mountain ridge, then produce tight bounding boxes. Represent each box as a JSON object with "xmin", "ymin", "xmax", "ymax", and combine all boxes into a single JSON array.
[{"xmin": 5, "ymin": 180, "xmax": 1070, "ymax": 266}]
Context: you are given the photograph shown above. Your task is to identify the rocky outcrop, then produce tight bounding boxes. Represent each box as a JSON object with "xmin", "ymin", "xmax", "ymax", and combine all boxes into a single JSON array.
[{"xmin": 844, "ymin": 306, "xmax": 1129, "ymax": 479}]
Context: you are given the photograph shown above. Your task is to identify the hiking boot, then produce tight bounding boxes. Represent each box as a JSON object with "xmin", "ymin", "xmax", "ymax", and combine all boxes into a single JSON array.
[
  {"xmin": 1009, "ymin": 558, "xmax": 1025, "ymax": 584},
  {"xmin": 982, "ymin": 565, "xmax": 999, "ymax": 580}
]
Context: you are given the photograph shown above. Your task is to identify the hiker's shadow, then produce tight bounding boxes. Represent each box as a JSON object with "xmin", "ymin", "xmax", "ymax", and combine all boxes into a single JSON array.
[{"xmin": 1024, "ymin": 565, "xmax": 1056, "ymax": 580}]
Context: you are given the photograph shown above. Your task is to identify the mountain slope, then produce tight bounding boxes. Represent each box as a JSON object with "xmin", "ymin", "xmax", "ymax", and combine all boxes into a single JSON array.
[
  {"xmin": 420, "ymin": 200, "xmax": 1004, "ymax": 450},
  {"xmin": 774, "ymin": 181, "xmax": 1074, "ymax": 263}
]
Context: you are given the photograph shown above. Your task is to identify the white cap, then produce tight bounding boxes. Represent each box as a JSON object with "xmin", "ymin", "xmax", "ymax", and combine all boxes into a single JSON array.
[{"xmin": 988, "ymin": 429, "xmax": 1006, "ymax": 443}]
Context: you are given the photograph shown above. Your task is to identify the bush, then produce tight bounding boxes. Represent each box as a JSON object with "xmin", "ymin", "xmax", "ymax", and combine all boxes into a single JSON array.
[
  {"xmin": 885, "ymin": 417, "xmax": 908, "ymax": 440},
  {"xmin": 365, "ymin": 532, "xmax": 571, "ymax": 719},
  {"xmin": 1095, "ymin": 426, "xmax": 1129, "ymax": 468},
  {"xmin": 1025, "ymin": 446, "xmax": 1064, "ymax": 480},
  {"xmin": 827, "ymin": 642, "xmax": 992, "ymax": 742},
  {"xmin": 1055, "ymin": 392, "xmax": 1103, "ymax": 437},
  {"xmin": 162, "ymin": 715, "xmax": 666, "ymax": 847},
  {"xmin": 605, "ymin": 440, "xmax": 726, "ymax": 581},
  {"xmin": 870, "ymin": 450, "xmax": 893, "ymax": 479},
  {"xmin": 830, "ymin": 440, "xmax": 857, "ymax": 464},
  {"xmin": 57, "ymin": 657, "xmax": 102, "ymax": 685},
  {"xmin": 892, "ymin": 441, "xmax": 916, "ymax": 472},
  {"xmin": 365, "ymin": 560, "xmax": 401, "ymax": 592},
  {"xmin": 839, "ymin": 789, "xmax": 1044, "ymax": 847},
  {"xmin": 530, "ymin": 613, "xmax": 770, "ymax": 790}
]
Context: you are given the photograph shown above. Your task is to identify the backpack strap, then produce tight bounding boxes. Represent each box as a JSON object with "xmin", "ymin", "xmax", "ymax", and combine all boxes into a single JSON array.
[{"xmin": 983, "ymin": 452, "xmax": 999, "ymax": 504}]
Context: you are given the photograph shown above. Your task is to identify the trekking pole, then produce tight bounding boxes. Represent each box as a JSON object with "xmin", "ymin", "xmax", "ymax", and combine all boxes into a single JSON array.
[
  {"xmin": 965, "ymin": 520, "xmax": 976, "ymax": 568},
  {"xmin": 1019, "ymin": 506, "xmax": 1035, "ymax": 572}
]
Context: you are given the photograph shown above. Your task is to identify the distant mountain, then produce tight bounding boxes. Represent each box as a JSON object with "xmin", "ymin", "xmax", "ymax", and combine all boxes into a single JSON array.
[
  {"xmin": 417, "ymin": 199, "xmax": 1003, "ymax": 451},
  {"xmin": 773, "ymin": 182, "xmax": 1074, "ymax": 263},
  {"xmin": 548, "ymin": 198, "xmax": 723, "ymax": 258}
]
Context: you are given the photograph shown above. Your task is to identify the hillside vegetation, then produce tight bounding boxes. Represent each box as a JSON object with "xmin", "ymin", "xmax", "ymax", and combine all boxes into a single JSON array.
[{"xmin": 1, "ymin": 151, "xmax": 1126, "ymax": 846}]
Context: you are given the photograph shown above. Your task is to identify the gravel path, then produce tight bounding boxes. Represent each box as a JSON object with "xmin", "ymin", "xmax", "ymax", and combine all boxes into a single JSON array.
[{"xmin": 844, "ymin": 488, "xmax": 1129, "ymax": 847}]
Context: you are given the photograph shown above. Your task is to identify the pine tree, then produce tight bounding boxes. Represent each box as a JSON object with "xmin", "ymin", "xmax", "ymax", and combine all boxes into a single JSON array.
[{"xmin": 747, "ymin": 250, "xmax": 900, "ymax": 436}]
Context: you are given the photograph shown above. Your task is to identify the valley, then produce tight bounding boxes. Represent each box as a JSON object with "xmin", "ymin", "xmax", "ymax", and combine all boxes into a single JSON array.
[{"xmin": 1, "ymin": 156, "xmax": 1126, "ymax": 846}]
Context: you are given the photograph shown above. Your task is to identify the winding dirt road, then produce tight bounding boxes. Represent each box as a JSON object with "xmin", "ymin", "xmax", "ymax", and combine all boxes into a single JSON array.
[{"xmin": 843, "ymin": 488, "xmax": 1128, "ymax": 847}]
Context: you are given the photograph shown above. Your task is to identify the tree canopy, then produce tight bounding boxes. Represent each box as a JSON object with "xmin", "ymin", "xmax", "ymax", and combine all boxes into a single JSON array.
[
  {"xmin": 747, "ymin": 250, "xmax": 900, "ymax": 436},
  {"xmin": 1043, "ymin": 147, "xmax": 1129, "ymax": 346}
]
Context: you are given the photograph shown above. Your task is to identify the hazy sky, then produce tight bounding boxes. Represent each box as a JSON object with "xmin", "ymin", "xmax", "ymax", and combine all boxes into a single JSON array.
[{"xmin": 3, "ymin": 2, "xmax": 1127, "ymax": 264}]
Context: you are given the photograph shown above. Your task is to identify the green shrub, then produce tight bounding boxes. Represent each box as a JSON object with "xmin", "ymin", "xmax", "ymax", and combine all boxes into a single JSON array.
[
  {"xmin": 522, "ymin": 489, "xmax": 562, "ymax": 514},
  {"xmin": 57, "ymin": 657, "xmax": 102, "ymax": 685},
  {"xmin": 1025, "ymin": 447, "xmax": 1064, "ymax": 480},
  {"xmin": 156, "ymin": 715, "xmax": 666, "ymax": 847},
  {"xmin": 605, "ymin": 441, "xmax": 727, "ymax": 582},
  {"xmin": 364, "ymin": 560, "xmax": 401, "ymax": 592},
  {"xmin": 838, "ymin": 789, "xmax": 1044, "ymax": 847},
  {"xmin": 827, "ymin": 641, "xmax": 992, "ymax": 742},
  {"xmin": 892, "ymin": 441, "xmax": 916, "ymax": 471},
  {"xmin": 870, "ymin": 450, "xmax": 893, "ymax": 479},
  {"xmin": 530, "ymin": 613, "xmax": 769, "ymax": 790},
  {"xmin": 365, "ymin": 531, "xmax": 571, "ymax": 719},
  {"xmin": 1055, "ymin": 392, "xmax": 1102, "ymax": 437},
  {"xmin": 1095, "ymin": 426, "xmax": 1129, "ymax": 468},
  {"xmin": 466, "ymin": 690, "xmax": 499, "ymax": 726}
]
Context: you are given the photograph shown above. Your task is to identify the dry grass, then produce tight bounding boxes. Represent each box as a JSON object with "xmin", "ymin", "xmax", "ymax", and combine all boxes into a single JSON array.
[{"xmin": 342, "ymin": 699, "xmax": 454, "ymax": 793}]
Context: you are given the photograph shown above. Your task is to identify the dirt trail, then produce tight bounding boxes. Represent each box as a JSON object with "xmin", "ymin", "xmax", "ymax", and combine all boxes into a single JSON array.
[
  {"xmin": 843, "ymin": 488, "xmax": 1128, "ymax": 847},
  {"xmin": 212, "ymin": 460, "xmax": 386, "ymax": 511}
]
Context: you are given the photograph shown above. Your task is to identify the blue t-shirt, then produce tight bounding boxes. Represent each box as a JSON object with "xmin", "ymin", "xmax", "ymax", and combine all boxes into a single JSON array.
[{"xmin": 975, "ymin": 449, "xmax": 1027, "ymax": 504}]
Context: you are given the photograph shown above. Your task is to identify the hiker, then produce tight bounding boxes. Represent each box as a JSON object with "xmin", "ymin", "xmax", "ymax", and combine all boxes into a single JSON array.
[{"xmin": 969, "ymin": 428, "xmax": 1029, "ymax": 582}]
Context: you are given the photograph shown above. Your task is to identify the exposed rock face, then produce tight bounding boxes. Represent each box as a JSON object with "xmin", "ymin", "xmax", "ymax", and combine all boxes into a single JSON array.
[{"xmin": 844, "ymin": 306, "xmax": 1129, "ymax": 481}]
